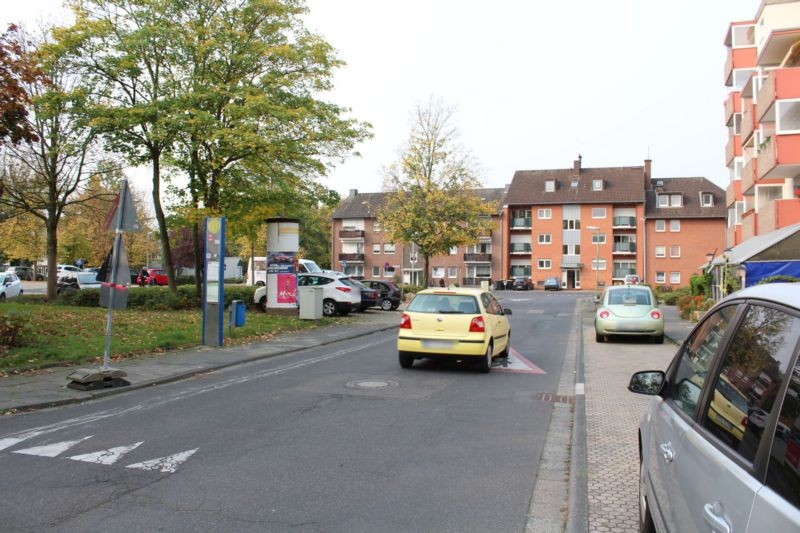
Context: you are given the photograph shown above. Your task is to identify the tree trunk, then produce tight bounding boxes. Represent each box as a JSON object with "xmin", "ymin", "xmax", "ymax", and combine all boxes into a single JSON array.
[
  {"xmin": 421, "ymin": 252, "xmax": 429, "ymax": 288},
  {"xmin": 151, "ymin": 150, "xmax": 177, "ymax": 291},
  {"xmin": 192, "ymin": 220, "xmax": 202, "ymax": 300},
  {"xmin": 45, "ymin": 213, "xmax": 59, "ymax": 299}
]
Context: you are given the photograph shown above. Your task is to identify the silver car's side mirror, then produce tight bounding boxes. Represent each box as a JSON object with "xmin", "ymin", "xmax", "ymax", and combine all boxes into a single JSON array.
[{"xmin": 628, "ymin": 371, "xmax": 666, "ymax": 395}]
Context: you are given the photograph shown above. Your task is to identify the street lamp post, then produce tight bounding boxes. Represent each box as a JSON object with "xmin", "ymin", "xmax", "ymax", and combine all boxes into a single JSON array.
[{"xmin": 586, "ymin": 226, "xmax": 601, "ymax": 299}]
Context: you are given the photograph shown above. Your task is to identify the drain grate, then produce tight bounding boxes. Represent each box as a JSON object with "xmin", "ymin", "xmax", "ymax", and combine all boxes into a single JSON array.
[{"xmin": 536, "ymin": 392, "xmax": 574, "ymax": 405}]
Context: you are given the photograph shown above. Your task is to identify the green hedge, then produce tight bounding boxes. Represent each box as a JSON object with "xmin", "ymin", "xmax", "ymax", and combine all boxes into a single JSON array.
[{"xmin": 57, "ymin": 285, "xmax": 258, "ymax": 311}]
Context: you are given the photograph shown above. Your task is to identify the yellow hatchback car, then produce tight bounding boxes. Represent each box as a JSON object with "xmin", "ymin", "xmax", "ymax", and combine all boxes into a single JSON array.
[{"xmin": 397, "ymin": 287, "xmax": 512, "ymax": 372}]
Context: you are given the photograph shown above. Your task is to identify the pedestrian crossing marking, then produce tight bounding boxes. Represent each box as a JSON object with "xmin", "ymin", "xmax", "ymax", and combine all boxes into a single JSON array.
[
  {"xmin": 126, "ymin": 449, "xmax": 198, "ymax": 474},
  {"xmin": 69, "ymin": 442, "xmax": 143, "ymax": 465},
  {"xmin": 13, "ymin": 436, "xmax": 93, "ymax": 458},
  {"xmin": 493, "ymin": 348, "xmax": 546, "ymax": 374}
]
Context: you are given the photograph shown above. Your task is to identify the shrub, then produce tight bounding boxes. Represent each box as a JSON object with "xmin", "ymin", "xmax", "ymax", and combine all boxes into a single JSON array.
[
  {"xmin": 56, "ymin": 285, "xmax": 258, "ymax": 311},
  {"xmin": 677, "ymin": 294, "xmax": 694, "ymax": 319},
  {"xmin": 756, "ymin": 275, "xmax": 800, "ymax": 285},
  {"xmin": 0, "ymin": 309, "xmax": 32, "ymax": 347}
]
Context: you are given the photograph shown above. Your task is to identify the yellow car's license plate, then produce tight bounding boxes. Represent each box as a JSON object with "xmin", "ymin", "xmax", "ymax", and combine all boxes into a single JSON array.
[{"xmin": 422, "ymin": 339, "xmax": 455, "ymax": 349}]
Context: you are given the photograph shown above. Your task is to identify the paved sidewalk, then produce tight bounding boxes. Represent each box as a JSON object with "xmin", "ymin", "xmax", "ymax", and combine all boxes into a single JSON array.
[
  {"xmin": 0, "ymin": 310, "xmax": 400, "ymax": 413},
  {"xmin": 580, "ymin": 306, "xmax": 694, "ymax": 532}
]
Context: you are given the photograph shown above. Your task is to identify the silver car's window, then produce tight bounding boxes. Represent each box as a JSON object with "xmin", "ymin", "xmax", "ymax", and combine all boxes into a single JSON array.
[
  {"xmin": 703, "ymin": 305, "xmax": 798, "ymax": 463},
  {"xmin": 766, "ymin": 317, "xmax": 800, "ymax": 506},
  {"xmin": 667, "ymin": 305, "xmax": 740, "ymax": 418}
]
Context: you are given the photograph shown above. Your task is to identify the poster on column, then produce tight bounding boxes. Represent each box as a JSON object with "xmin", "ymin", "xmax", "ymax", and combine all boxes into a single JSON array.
[
  {"xmin": 277, "ymin": 273, "xmax": 297, "ymax": 303},
  {"xmin": 268, "ymin": 251, "xmax": 296, "ymax": 305}
]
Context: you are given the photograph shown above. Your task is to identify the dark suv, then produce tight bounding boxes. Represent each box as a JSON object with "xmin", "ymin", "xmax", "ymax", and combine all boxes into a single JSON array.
[
  {"xmin": 363, "ymin": 279, "xmax": 401, "ymax": 310},
  {"xmin": 511, "ymin": 276, "xmax": 534, "ymax": 290}
]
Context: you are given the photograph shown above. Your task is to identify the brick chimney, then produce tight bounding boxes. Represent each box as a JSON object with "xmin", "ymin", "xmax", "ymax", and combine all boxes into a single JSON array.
[
  {"xmin": 572, "ymin": 155, "xmax": 582, "ymax": 178},
  {"xmin": 643, "ymin": 159, "xmax": 652, "ymax": 190}
]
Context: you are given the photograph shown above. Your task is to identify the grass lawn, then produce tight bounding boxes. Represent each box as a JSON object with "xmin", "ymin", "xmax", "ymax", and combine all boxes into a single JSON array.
[{"xmin": 0, "ymin": 301, "xmax": 334, "ymax": 372}]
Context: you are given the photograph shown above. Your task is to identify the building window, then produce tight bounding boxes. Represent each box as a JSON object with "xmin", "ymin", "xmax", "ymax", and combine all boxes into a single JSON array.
[
  {"xmin": 655, "ymin": 271, "xmax": 666, "ymax": 283},
  {"xmin": 777, "ymin": 100, "xmax": 800, "ymax": 133},
  {"xmin": 372, "ymin": 266, "xmax": 380, "ymax": 277},
  {"xmin": 570, "ymin": 179, "xmax": 579, "ymax": 189},
  {"xmin": 730, "ymin": 157, "xmax": 744, "ymax": 180},
  {"xmin": 657, "ymin": 195, "xmax": 669, "ymax": 208},
  {"xmin": 591, "ymin": 207, "xmax": 606, "ymax": 219},
  {"xmin": 669, "ymin": 220, "xmax": 680, "ymax": 232},
  {"xmin": 373, "ymin": 244, "xmax": 381, "ymax": 254},
  {"xmin": 384, "ymin": 243, "xmax": 396, "ymax": 254},
  {"xmin": 563, "ymin": 244, "xmax": 580, "ymax": 255},
  {"xmin": 670, "ymin": 194, "xmax": 682, "ymax": 207},
  {"xmin": 592, "ymin": 179, "xmax": 603, "ymax": 191},
  {"xmin": 538, "ymin": 233, "xmax": 552, "ymax": 244},
  {"xmin": 732, "ymin": 68, "xmax": 755, "ymax": 91},
  {"xmin": 448, "ymin": 267, "xmax": 458, "ymax": 278},
  {"xmin": 701, "ymin": 193, "xmax": 714, "ymax": 207},
  {"xmin": 432, "ymin": 267, "xmax": 444, "ymax": 278},
  {"xmin": 655, "ymin": 219, "xmax": 666, "ymax": 232},
  {"xmin": 655, "ymin": 246, "xmax": 666, "ymax": 258},
  {"xmin": 562, "ymin": 219, "xmax": 580, "ymax": 230},
  {"xmin": 450, "ymin": 246, "xmax": 457, "ymax": 255},
  {"xmin": 669, "ymin": 272, "xmax": 680, "ymax": 284},
  {"xmin": 670, "ymin": 245, "xmax": 680, "ymax": 258},
  {"xmin": 538, "ymin": 208, "xmax": 552, "ymax": 219},
  {"xmin": 372, "ymin": 220, "xmax": 381, "ymax": 232},
  {"xmin": 591, "ymin": 233, "xmax": 606, "ymax": 244},
  {"xmin": 545, "ymin": 180, "xmax": 555, "ymax": 192},
  {"xmin": 731, "ymin": 24, "xmax": 755, "ymax": 47},
  {"xmin": 732, "ymin": 112, "xmax": 742, "ymax": 135},
  {"xmin": 592, "ymin": 259, "xmax": 607, "ymax": 270},
  {"xmin": 383, "ymin": 267, "xmax": 394, "ymax": 277},
  {"xmin": 537, "ymin": 259, "xmax": 551, "ymax": 269}
]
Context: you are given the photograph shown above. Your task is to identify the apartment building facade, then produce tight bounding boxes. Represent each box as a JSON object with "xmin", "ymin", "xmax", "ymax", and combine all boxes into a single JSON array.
[
  {"xmin": 330, "ymin": 188, "xmax": 505, "ymax": 286},
  {"xmin": 724, "ymin": 0, "xmax": 800, "ymax": 248}
]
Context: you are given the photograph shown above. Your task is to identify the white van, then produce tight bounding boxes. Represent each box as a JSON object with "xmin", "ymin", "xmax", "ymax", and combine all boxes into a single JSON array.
[{"xmin": 246, "ymin": 256, "xmax": 322, "ymax": 286}]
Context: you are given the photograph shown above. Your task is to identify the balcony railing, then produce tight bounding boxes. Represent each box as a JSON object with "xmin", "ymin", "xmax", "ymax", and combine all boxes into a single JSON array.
[
  {"xmin": 726, "ymin": 136, "xmax": 742, "ymax": 165},
  {"xmin": 462, "ymin": 277, "xmax": 491, "ymax": 286},
  {"xmin": 510, "ymin": 217, "xmax": 532, "ymax": 229},
  {"xmin": 338, "ymin": 229, "xmax": 364, "ymax": 238},
  {"xmin": 742, "ymin": 157, "xmax": 757, "ymax": 194},
  {"xmin": 741, "ymin": 101, "xmax": 755, "ymax": 143},
  {"xmin": 464, "ymin": 253, "xmax": 492, "ymax": 262},
  {"xmin": 612, "ymin": 268, "xmax": 637, "ymax": 279},
  {"xmin": 561, "ymin": 255, "xmax": 582, "ymax": 269},
  {"xmin": 510, "ymin": 243, "xmax": 532, "ymax": 254},
  {"xmin": 612, "ymin": 216, "xmax": 636, "ymax": 228},
  {"xmin": 757, "ymin": 198, "xmax": 800, "ymax": 235},
  {"xmin": 758, "ymin": 68, "xmax": 800, "ymax": 123},
  {"xmin": 613, "ymin": 242, "xmax": 636, "ymax": 253},
  {"xmin": 338, "ymin": 253, "xmax": 364, "ymax": 262},
  {"xmin": 758, "ymin": 134, "xmax": 800, "ymax": 180},
  {"xmin": 724, "ymin": 92, "xmax": 740, "ymax": 126}
]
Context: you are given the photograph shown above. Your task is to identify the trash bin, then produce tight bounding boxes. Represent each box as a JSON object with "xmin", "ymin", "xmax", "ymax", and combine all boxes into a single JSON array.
[
  {"xmin": 495, "ymin": 280, "xmax": 505, "ymax": 291},
  {"xmin": 230, "ymin": 300, "xmax": 246, "ymax": 327},
  {"xmin": 298, "ymin": 286, "xmax": 323, "ymax": 319},
  {"xmin": 480, "ymin": 280, "xmax": 490, "ymax": 291}
]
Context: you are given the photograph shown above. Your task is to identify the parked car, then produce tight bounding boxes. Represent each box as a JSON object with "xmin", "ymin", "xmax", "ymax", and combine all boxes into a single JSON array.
[
  {"xmin": 363, "ymin": 279, "xmax": 402, "ymax": 310},
  {"xmin": 57, "ymin": 272, "xmax": 102, "ymax": 294},
  {"xmin": 0, "ymin": 272, "xmax": 23, "ymax": 300},
  {"xmin": 56, "ymin": 264, "xmax": 82, "ymax": 279},
  {"xmin": 511, "ymin": 276, "xmax": 534, "ymax": 290},
  {"xmin": 397, "ymin": 287, "xmax": 512, "ymax": 372},
  {"xmin": 594, "ymin": 284, "xmax": 664, "ymax": 343},
  {"xmin": 543, "ymin": 277, "xmax": 561, "ymax": 291},
  {"xmin": 624, "ymin": 274, "xmax": 641, "ymax": 285},
  {"xmin": 351, "ymin": 280, "xmax": 378, "ymax": 311},
  {"xmin": 137, "ymin": 268, "xmax": 168, "ymax": 286},
  {"xmin": 299, "ymin": 273, "xmax": 361, "ymax": 316},
  {"xmin": 629, "ymin": 282, "xmax": 800, "ymax": 533},
  {"xmin": 5, "ymin": 266, "xmax": 34, "ymax": 281}
]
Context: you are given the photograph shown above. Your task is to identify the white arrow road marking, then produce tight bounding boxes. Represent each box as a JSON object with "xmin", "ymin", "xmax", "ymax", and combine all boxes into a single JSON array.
[
  {"xmin": 0, "ymin": 431, "xmax": 45, "ymax": 452},
  {"xmin": 13, "ymin": 436, "xmax": 93, "ymax": 458},
  {"xmin": 492, "ymin": 348, "xmax": 546, "ymax": 374},
  {"xmin": 69, "ymin": 442, "xmax": 144, "ymax": 465},
  {"xmin": 126, "ymin": 449, "xmax": 198, "ymax": 474}
]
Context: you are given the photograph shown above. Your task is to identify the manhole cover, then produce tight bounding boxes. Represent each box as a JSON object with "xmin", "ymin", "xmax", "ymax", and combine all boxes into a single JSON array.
[{"xmin": 346, "ymin": 380, "xmax": 399, "ymax": 390}]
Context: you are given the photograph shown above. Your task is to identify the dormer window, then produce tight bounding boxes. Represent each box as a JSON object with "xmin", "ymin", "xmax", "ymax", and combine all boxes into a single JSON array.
[
  {"xmin": 657, "ymin": 194, "xmax": 682, "ymax": 208},
  {"xmin": 701, "ymin": 193, "xmax": 714, "ymax": 207},
  {"xmin": 592, "ymin": 179, "xmax": 603, "ymax": 191},
  {"xmin": 570, "ymin": 179, "xmax": 579, "ymax": 189},
  {"xmin": 545, "ymin": 180, "xmax": 555, "ymax": 192}
]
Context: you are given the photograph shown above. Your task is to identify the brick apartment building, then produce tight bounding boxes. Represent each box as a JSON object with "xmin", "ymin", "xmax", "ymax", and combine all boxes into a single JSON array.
[
  {"xmin": 330, "ymin": 188, "xmax": 505, "ymax": 286},
  {"xmin": 332, "ymin": 159, "xmax": 725, "ymax": 292},
  {"xmin": 723, "ymin": 0, "xmax": 800, "ymax": 248}
]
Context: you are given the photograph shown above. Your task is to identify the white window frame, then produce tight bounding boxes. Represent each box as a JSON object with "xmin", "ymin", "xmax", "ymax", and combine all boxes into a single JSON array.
[
  {"xmin": 591, "ymin": 259, "xmax": 607, "ymax": 271},
  {"xmin": 669, "ymin": 271, "xmax": 681, "ymax": 284},
  {"xmin": 591, "ymin": 233, "xmax": 606, "ymax": 245},
  {"xmin": 731, "ymin": 24, "xmax": 755, "ymax": 48},
  {"xmin": 538, "ymin": 208, "xmax": 552, "ymax": 219},
  {"xmin": 372, "ymin": 266, "xmax": 380, "ymax": 277},
  {"xmin": 655, "ymin": 246, "xmax": 666, "ymax": 258},
  {"xmin": 432, "ymin": 267, "xmax": 444, "ymax": 278},
  {"xmin": 776, "ymin": 99, "xmax": 800, "ymax": 134},
  {"xmin": 592, "ymin": 179, "xmax": 603, "ymax": 191},
  {"xmin": 538, "ymin": 233, "xmax": 552, "ymax": 244},
  {"xmin": 670, "ymin": 245, "xmax": 681, "ymax": 258},
  {"xmin": 537, "ymin": 259, "xmax": 551, "ymax": 269},
  {"xmin": 545, "ymin": 180, "xmax": 555, "ymax": 192},
  {"xmin": 670, "ymin": 194, "xmax": 682, "ymax": 207},
  {"xmin": 701, "ymin": 193, "xmax": 714, "ymax": 207},
  {"xmin": 669, "ymin": 220, "xmax": 681, "ymax": 232},
  {"xmin": 655, "ymin": 219, "xmax": 666, "ymax": 232},
  {"xmin": 448, "ymin": 267, "xmax": 458, "ymax": 278},
  {"xmin": 657, "ymin": 195, "xmax": 669, "ymax": 208},
  {"xmin": 383, "ymin": 243, "xmax": 396, "ymax": 254},
  {"xmin": 655, "ymin": 271, "xmax": 666, "ymax": 284},
  {"xmin": 449, "ymin": 246, "xmax": 457, "ymax": 255},
  {"xmin": 372, "ymin": 220, "xmax": 381, "ymax": 232},
  {"xmin": 372, "ymin": 243, "xmax": 381, "ymax": 254},
  {"xmin": 591, "ymin": 207, "xmax": 606, "ymax": 219}
]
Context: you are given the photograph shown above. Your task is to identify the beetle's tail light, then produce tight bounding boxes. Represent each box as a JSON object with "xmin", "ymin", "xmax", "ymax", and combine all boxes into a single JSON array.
[
  {"xmin": 469, "ymin": 316, "xmax": 485, "ymax": 332},
  {"xmin": 599, "ymin": 309, "xmax": 610, "ymax": 319},
  {"xmin": 742, "ymin": 417, "xmax": 748, "ymax": 428},
  {"xmin": 336, "ymin": 286, "xmax": 351, "ymax": 293},
  {"xmin": 650, "ymin": 310, "xmax": 662, "ymax": 319},
  {"xmin": 400, "ymin": 313, "xmax": 411, "ymax": 329}
]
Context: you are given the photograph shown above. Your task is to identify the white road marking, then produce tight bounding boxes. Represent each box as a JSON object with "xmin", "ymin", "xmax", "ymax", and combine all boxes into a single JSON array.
[
  {"xmin": 13, "ymin": 436, "xmax": 93, "ymax": 458},
  {"xmin": 69, "ymin": 441, "xmax": 143, "ymax": 465},
  {"xmin": 526, "ymin": 309, "xmax": 545, "ymax": 314},
  {"xmin": 126, "ymin": 449, "xmax": 198, "ymax": 474},
  {"xmin": 575, "ymin": 383, "xmax": 585, "ymax": 395},
  {"xmin": 493, "ymin": 348, "xmax": 546, "ymax": 374}
]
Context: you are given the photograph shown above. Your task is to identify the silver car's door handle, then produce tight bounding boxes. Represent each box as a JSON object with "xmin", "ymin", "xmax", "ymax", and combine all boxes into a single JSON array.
[
  {"xmin": 702, "ymin": 502, "xmax": 731, "ymax": 533},
  {"xmin": 659, "ymin": 442, "xmax": 674, "ymax": 462}
]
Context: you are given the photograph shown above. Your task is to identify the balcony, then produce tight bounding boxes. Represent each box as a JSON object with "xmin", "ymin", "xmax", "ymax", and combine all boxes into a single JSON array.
[
  {"xmin": 741, "ymin": 209, "xmax": 757, "ymax": 240},
  {"xmin": 725, "ymin": 180, "xmax": 741, "ymax": 208},
  {"xmin": 612, "ymin": 216, "xmax": 636, "ymax": 229},
  {"xmin": 561, "ymin": 255, "xmax": 582, "ymax": 269},
  {"xmin": 742, "ymin": 157, "xmax": 757, "ymax": 194},
  {"xmin": 757, "ymin": 28, "xmax": 800, "ymax": 67},
  {"xmin": 462, "ymin": 277, "xmax": 491, "ymax": 287},
  {"xmin": 757, "ymin": 134, "xmax": 800, "ymax": 180},
  {"xmin": 724, "ymin": 47, "xmax": 757, "ymax": 86},
  {"xmin": 464, "ymin": 253, "xmax": 492, "ymax": 262},
  {"xmin": 338, "ymin": 253, "xmax": 364, "ymax": 262},
  {"xmin": 612, "ymin": 267, "xmax": 637, "ymax": 280},
  {"xmin": 757, "ymin": 198, "xmax": 800, "ymax": 235},
  {"xmin": 741, "ymin": 101, "xmax": 755, "ymax": 144},
  {"xmin": 338, "ymin": 229, "xmax": 364, "ymax": 238},
  {"xmin": 510, "ymin": 217, "xmax": 532, "ymax": 229},
  {"xmin": 725, "ymin": 135, "xmax": 742, "ymax": 165},
  {"xmin": 757, "ymin": 68, "xmax": 800, "ymax": 123},
  {"xmin": 613, "ymin": 242, "xmax": 636, "ymax": 254},
  {"xmin": 724, "ymin": 92, "xmax": 740, "ymax": 126},
  {"xmin": 509, "ymin": 243, "xmax": 532, "ymax": 254}
]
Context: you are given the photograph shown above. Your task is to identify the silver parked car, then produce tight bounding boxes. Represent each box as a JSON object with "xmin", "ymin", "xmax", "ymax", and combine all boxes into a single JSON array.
[{"xmin": 629, "ymin": 283, "xmax": 800, "ymax": 532}]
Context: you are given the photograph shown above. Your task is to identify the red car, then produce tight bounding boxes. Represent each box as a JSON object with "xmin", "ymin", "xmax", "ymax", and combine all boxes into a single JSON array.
[{"xmin": 137, "ymin": 268, "xmax": 168, "ymax": 286}]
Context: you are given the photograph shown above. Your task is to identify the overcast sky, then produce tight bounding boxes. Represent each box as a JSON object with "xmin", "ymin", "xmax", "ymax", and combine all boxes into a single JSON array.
[{"xmin": 4, "ymin": 0, "xmax": 759, "ymax": 200}]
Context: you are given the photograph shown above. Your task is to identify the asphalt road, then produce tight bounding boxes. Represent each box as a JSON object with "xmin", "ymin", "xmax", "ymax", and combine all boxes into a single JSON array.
[{"xmin": 0, "ymin": 290, "xmax": 582, "ymax": 532}]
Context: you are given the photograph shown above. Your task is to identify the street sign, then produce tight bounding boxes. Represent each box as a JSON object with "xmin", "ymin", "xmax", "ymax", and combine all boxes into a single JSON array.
[{"xmin": 410, "ymin": 253, "xmax": 417, "ymax": 263}]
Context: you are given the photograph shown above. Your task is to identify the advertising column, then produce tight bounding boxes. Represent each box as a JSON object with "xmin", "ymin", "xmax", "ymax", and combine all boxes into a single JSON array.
[
  {"xmin": 266, "ymin": 218, "xmax": 299, "ymax": 310},
  {"xmin": 203, "ymin": 217, "xmax": 226, "ymax": 346}
]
